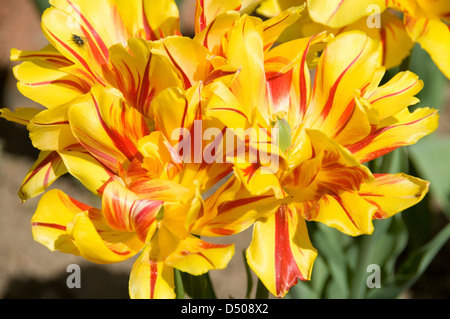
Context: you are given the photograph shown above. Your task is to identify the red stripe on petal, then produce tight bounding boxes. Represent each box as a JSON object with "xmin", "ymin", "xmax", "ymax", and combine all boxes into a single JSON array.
[
  {"xmin": 320, "ymin": 47, "xmax": 365, "ymax": 119},
  {"xmin": 44, "ymin": 27, "xmax": 105, "ymax": 85},
  {"xmin": 326, "ymin": 0, "xmax": 345, "ymax": 24},
  {"xmin": 332, "ymin": 195, "xmax": 359, "ymax": 230},
  {"xmin": 20, "ymin": 152, "xmax": 60, "ymax": 192},
  {"xmin": 163, "ymin": 43, "xmax": 192, "ymax": 89},
  {"xmin": 142, "ymin": 1, "xmax": 159, "ymax": 41},
  {"xmin": 149, "ymin": 257, "xmax": 158, "ymax": 299},
  {"xmin": 198, "ymin": 0, "xmax": 207, "ymax": 33},
  {"xmin": 347, "ymin": 111, "xmax": 436, "ymax": 162},
  {"xmin": 32, "ymin": 222, "xmax": 67, "ymax": 231},
  {"xmin": 67, "ymin": 0, "xmax": 109, "ymax": 59},
  {"xmin": 217, "ymin": 195, "xmax": 272, "ymax": 215},
  {"xmin": 370, "ymin": 80, "xmax": 419, "ymax": 104}
]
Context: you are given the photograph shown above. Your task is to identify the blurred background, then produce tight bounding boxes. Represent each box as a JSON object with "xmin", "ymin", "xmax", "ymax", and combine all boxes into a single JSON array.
[{"xmin": 0, "ymin": 0, "xmax": 449, "ymax": 299}]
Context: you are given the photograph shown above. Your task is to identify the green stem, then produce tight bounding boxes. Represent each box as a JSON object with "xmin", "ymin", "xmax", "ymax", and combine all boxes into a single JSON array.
[
  {"xmin": 242, "ymin": 250, "xmax": 254, "ymax": 299},
  {"xmin": 255, "ymin": 278, "xmax": 269, "ymax": 299},
  {"xmin": 174, "ymin": 269, "xmax": 185, "ymax": 299}
]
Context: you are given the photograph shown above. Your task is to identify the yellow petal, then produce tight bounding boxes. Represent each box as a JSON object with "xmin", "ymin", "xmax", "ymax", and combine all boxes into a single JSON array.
[
  {"xmin": 102, "ymin": 180, "xmax": 163, "ymax": 242},
  {"xmin": 359, "ymin": 173, "xmax": 430, "ymax": 219},
  {"xmin": 304, "ymin": 31, "xmax": 381, "ymax": 139},
  {"xmin": 195, "ymin": 0, "xmax": 242, "ymax": 33},
  {"xmin": 194, "ymin": 11, "xmax": 240, "ymax": 54},
  {"xmin": 348, "ymin": 107, "xmax": 439, "ymax": 163},
  {"xmin": 405, "ymin": 14, "xmax": 450, "ymax": 79},
  {"xmin": 416, "ymin": 0, "xmax": 450, "ymax": 22},
  {"xmin": 156, "ymin": 36, "xmax": 212, "ymax": 88},
  {"xmin": 0, "ymin": 107, "xmax": 41, "ymax": 126},
  {"xmin": 108, "ymin": 38, "xmax": 182, "ymax": 119},
  {"xmin": 196, "ymin": 176, "xmax": 280, "ymax": 236},
  {"xmin": 28, "ymin": 103, "xmax": 79, "ymax": 151},
  {"xmin": 307, "ymin": 0, "xmax": 386, "ymax": 28},
  {"xmin": 59, "ymin": 148, "xmax": 113, "ymax": 195},
  {"xmin": 69, "ymin": 85, "xmax": 149, "ymax": 172},
  {"xmin": 138, "ymin": 0, "xmax": 180, "ymax": 39},
  {"xmin": 363, "ymin": 71, "xmax": 423, "ymax": 121},
  {"xmin": 13, "ymin": 59, "xmax": 89, "ymax": 108},
  {"xmin": 262, "ymin": 5, "xmax": 304, "ymax": 51},
  {"xmin": 301, "ymin": 190, "xmax": 378, "ymax": 236},
  {"xmin": 288, "ymin": 129, "xmax": 373, "ymax": 198},
  {"xmin": 225, "ymin": 15, "xmax": 268, "ymax": 121},
  {"xmin": 247, "ymin": 204, "xmax": 317, "ymax": 297},
  {"xmin": 160, "ymin": 227, "xmax": 235, "ymax": 276},
  {"xmin": 41, "ymin": 6, "xmax": 107, "ymax": 85},
  {"xmin": 32, "ymin": 189, "xmax": 142, "ymax": 263}
]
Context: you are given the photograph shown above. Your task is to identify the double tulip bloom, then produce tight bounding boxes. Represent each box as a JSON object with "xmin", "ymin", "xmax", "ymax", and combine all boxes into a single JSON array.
[{"xmin": 1, "ymin": 0, "xmax": 439, "ymax": 298}]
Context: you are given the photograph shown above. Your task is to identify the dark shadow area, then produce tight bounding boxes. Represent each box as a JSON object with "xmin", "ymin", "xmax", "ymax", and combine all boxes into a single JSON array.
[{"xmin": 2, "ymin": 265, "xmax": 130, "ymax": 299}]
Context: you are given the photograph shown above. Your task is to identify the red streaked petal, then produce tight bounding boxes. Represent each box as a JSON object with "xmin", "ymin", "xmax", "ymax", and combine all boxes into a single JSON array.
[{"xmin": 19, "ymin": 151, "xmax": 68, "ymax": 201}]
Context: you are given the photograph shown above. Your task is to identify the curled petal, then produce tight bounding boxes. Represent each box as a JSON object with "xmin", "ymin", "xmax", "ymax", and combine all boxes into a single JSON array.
[
  {"xmin": 157, "ymin": 36, "xmax": 212, "ymax": 89},
  {"xmin": 31, "ymin": 189, "xmax": 143, "ymax": 263},
  {"xmin": 195, "ymin": 0, "xmax": 242, "ymax": 34},
  {"xmin": 225, "ymin": 15, "xmax": 268, "ymax": 120},
  {"xmin": 300, "ymin": 191, "xmax": 378, "ymax": 236},
  {"xmin": 262, "ymin": 5, "xmax": 304, "ymax": 51},
  {"xmin": 359, "ymin": 173, "xmax": 430, "ymax": 219},
  {"xmin": 348, "ymin": 107, "xmax": 439, "ymax": 163},
  {"xmin": 19, "ymin": 151, "xmax": 67, "ymax": 201},
  {"xmin": 108, "ymin": 38, "xmax": 182, "ymax": 119},
  {"xmin": 196, "ymin": 176, "xmax": 280, "ymax": 236},
  {"xmin": 69, "ymin": 85, "xmax": 149, "ymax": 172},
  {"xmin": 13, "ymin": 61, "xmax": 90, "ymax": 108},
  {"xmin": 363, "ymin": 71, "xmax": 423, "ymax": 122},
  {"xmin": 305, "ymin": 31, "xmax": 381, "ymax": 138},
  {"xmin": 138, "ymin": 0, "xmax": 180, "ymax": 40},
  {"xmin": 59, "ymin": 148, "xmax": 114, "ymax": 195},
  {"xmin": 102, "ymin": 180, "xmax": 162, "ymax": 242},
  {"xmin": 405, "ymin": 14, "xmax": 450, "ymax": 79},
  {"xmin": 160, "ymin": 227, "xmax": 235, "ymax": 276},
  {"xmin": 287, "ymin": 129, "xmax": 373, "ymax": 198},
  {"xmin": 28, "ymin": 103, "xmax": 78, "ymax": 151},
  {"xmin": 0, "ymin": 107, "xmax": 41, "ymax": 126}
]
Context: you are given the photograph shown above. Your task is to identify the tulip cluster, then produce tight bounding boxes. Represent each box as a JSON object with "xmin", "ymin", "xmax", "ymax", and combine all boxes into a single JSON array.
[{"xmin": 1, "ymin": 0, "xmax": 440, "ymax": 298}]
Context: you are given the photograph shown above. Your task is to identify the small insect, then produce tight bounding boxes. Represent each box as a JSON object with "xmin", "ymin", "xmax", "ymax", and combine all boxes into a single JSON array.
[{"xmin": 71, "ymin": 34, "xmax": 85, "ymax": 47}]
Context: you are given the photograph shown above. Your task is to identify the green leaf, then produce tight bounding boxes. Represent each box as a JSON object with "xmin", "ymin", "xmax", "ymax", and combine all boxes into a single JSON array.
[
  {"xmin": 287, "ymin": 255, "xmax": 328, "ymax": 299},
  {"xmin": 255, "ymin": 278, "xmax": 269, "ymax": 299},
  {"xmin": 367, "ymin": 223, "xmax": 450, "ymax": 299},
  {"xmin": 174, "ymin": 269, "xmax": 185, "ymax": 299},
  {"xmin": 349, "ymin": 219, "xmax": 392, "ymax": 298},
  {"xmin": 242, "ymin": 250, "xmax": 254, "ymax": 299},
  {"xmin": 309, "ymin": 223, "xmax": 351, "ymax": 298}
]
